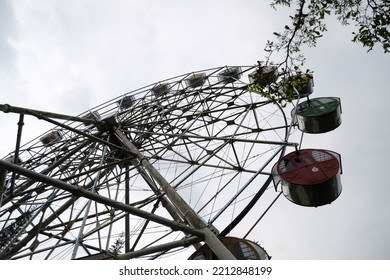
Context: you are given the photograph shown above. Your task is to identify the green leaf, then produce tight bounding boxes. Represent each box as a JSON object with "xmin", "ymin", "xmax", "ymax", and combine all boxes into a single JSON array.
[{"xmin": 309, "ymin": 18, "xmax": 316, "ymax": 26}]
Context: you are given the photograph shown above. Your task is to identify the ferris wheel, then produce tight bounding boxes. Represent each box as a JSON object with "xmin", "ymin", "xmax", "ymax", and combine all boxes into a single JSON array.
[{"xmin": 0, "ymin": 65, "xmax": 342, "ymax": 260}]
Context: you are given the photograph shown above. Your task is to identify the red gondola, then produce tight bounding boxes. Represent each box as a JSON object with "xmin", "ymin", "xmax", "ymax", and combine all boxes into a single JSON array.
[{"xmin": 272, "ymin": 149, "xmax": 342, "ymax": 207}]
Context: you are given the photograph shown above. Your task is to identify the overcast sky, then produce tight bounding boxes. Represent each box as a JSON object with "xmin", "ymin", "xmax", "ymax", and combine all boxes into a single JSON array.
[{"xmin": 1, "ymin": 0, "xmax": 390, "ymax": 260}]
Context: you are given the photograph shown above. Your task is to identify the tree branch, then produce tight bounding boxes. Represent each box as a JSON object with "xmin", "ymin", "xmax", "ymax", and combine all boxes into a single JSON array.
[{"xmin": 282, "ymin": 0, "xmax": 307, "ymax": 70}]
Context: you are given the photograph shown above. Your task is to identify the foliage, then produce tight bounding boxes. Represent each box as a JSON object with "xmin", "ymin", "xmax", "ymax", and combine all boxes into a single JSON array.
[
  {"xmin": 254, "ymin": 0, "xmax": 389, "ymax": 105},
  {"xmin": 250, "ymin": 61, "xmax": 313, "ymax": 107},
  {"xmin": 0, "ymin": 210, "xmax": 34, "ymax": 254},
  {"xmin": 282, "ymin": 71, "xmax": 314, "ymax": 97},
  {"xmin": 108, "ymin": 232, "xmax": 125, "ymax": 255}
]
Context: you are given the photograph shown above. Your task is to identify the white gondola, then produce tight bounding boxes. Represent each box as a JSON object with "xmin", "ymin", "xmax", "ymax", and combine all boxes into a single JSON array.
[
  {"xmin": 152, "ymin": 83, "xmax": 170, "ymax": 96},
  {"xmin": 117, "ymin": 95, "xmax": 136, "ymax": 109},
  {"xmin": 217, "ymin": 67, "xmax": 242, "ymax": 83},
  {"xmin": 40, "ymin": 130, "xmax": 63, "ymax": 147},
  {"xmin": 185, "ymin": 73, "xmax": 207, "ymax": 88}
]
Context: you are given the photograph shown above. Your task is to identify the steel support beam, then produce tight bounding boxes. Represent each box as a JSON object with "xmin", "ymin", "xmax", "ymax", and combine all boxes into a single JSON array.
[
  {"xmin": 9, "ymin": 114, "xmax": 24, "ymax": 196},
  {"xmin": 125, "ymin": 167, "xmax": 130, "ymax": 253},
  {"xmin": 0, "ymin": 160, "xmax": 205, "ymax": 239},
  {"xmin": 0, "ymin": 104, "xmax": 96, "ymax": 125},
  {"xmin": 114, "ymin": 128, "xmax": 236, "ymax": 260},
  {"xmin": 117, "ymin": 236, "xmax": 201, "ymax": 260},
  {"xmin": 0, "ymin": 169, "xmax": 6, "ymax": 208}
]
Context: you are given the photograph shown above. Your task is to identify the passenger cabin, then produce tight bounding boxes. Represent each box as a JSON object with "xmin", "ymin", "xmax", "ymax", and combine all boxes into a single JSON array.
[
  {"xmin": 185, "ymin": 73, "xmax": 206, "ymax": 88},
  {"xmin": 294, "ymin": 97, "xmax": 342, "ymax": 134},
  {"xmin": 188, "ymin": 237, "xmax": 270, "ymax": 260},
  {"xmin": 117, "ymin": 95, "xmax": 136, "ymax": 110},
  {"xmin": 283, "ymin": 73, "xmax": 314, "ymax": 98},
  {"xmin": 40, "ymin": 130, "xmax": 63, "ymax": 147},
  {"xmin": 272, "ymin": 149, "xmax": 342, "ymax": 207},
  {"xmin": 152, "ymin": 83, "xmax": 170, "ymax": 97},
  {"xmin": 217, "ymin": 67, "xmax": 242, "ymax": 84},
  {"xmin": 248, "ymin": 66, "xmax": 278, "ymax": 87}
]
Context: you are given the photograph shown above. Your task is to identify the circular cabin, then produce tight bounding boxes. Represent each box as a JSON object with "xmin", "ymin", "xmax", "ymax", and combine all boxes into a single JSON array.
[
  {"xmin": 282, "ymin": 74, "xmax": 314, "ymax": 98},
  {"xmin": 152, "ymin": 83, "xmax": 170, "ymax": 96},
  {"xmin": 185, "ymin": 73, "xmax": 207, "ymax": 88},
  {"xmin": 294, "ymin": 97, "xmax": 342, "ymax": 134},
  {"xmin": 117, "ymin": 95, "xmax": 136, "ymax": 110},
  {"xmin": 248, "ymin": 66, "xmax": 278, "ymax": 87},
  {"xmin": 39, "ymin": 130, "xmax": 63, "ymax": 147},
  {"xmin": 273, "ymin": 149, "xmax": 342, "ymax": 207},
  {"xmin": 217, "ymin": 67, "xmax": 242, "ymax": 84},
  {"xmin": 188, "ymin": 237, "xmax": 270, "ymax": 260}
]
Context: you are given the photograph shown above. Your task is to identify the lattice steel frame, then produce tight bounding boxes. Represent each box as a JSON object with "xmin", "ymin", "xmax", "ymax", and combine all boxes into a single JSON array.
[{"xmin": 0, "ymin": 65, "xmax": 298, "ymax": 260}]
